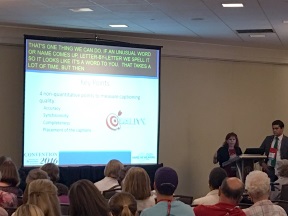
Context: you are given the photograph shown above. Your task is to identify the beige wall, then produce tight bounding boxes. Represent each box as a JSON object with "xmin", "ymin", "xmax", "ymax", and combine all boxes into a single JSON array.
[
  {"xmin": 159, "ymin": 57, "xmax": 288, "ymax": 197},
  {"xmin": 1, "ymin": 26, "xmax": 288, "ymax": 198}
]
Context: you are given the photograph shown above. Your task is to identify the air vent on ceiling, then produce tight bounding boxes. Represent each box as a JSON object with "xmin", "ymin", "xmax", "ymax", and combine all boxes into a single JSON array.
[{"xmin": 236, "ymin": 29, "xmax": 274, "ymax": 34}]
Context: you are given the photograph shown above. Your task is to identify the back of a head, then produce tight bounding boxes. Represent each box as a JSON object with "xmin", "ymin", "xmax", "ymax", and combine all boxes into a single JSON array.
[
  {"xmin": 118, "ymin": 166, "xmax": 133, "ymax": 186},
  {"xmin": 14, "ymin": 204, "xmax": 45, "ymax": 216},
  {"xmin": 0, "ymin": 156, "xmax": 11, "ymax": 166},
  {"xmin": 28, "ymin": 179, "xmax": 61, "ymax": 216},
  {"xmin": 26, "ymin": 169, "xmax": 50, "ymax": 184},
  {"xmin": 277, "ymin": 159, "xmax": 288, "ymax": 177},
  {"xmin": 69, "ymin": 179, "xmax": 110, "ymax": 216},
  {"xmin": 245, "ymin": 170, "xmax": 270, "ymax": 200},
  {"xmin": 23, "ymin": 169, "xmax": 50, "ymax": 204},
  {"xmin": 104, "ymin": 159, "xmax": 124, "ymax": 178},
  {"xmin": 40, "ymin": 163, "xmax": 59, "ymax": 183},
  {"xmin": 272, "ymin": 120, "xmax": 284, "ymax": 128},
  {"xmin": 109, "ymin": 192, "xmax": 137, "ymax": 216},
  {"xmin": 154, "ymin": 167, "xmax": 178, "ymax": 196},
  {"xmin": 209, "ymin": 167, "xmax": 228, "ymax": 190},
  {"xmin": 0, "ymin": 160, "xmax": 20, "ymax": 186},
  {"xmin": 122, "ymin": 167, "xmax": 151, "ymax": 200},
  {"xmin": 220, "ymin": 177, "xmax": 244, "ymax": 203}
]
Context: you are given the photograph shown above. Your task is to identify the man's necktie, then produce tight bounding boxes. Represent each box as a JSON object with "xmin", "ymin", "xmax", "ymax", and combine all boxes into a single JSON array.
[{"xmin": 271, "ymin": 137, "xmax": 279, "ymax": 167}]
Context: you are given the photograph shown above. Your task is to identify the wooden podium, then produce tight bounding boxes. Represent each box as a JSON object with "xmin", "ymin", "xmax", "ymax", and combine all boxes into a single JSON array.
[{"xmin": 222, "ymin": 154, "xmax": 267, "ymax": 182}]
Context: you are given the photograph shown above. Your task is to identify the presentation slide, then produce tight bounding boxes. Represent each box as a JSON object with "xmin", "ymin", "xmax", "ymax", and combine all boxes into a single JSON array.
[{"xmin": 23, "ymin": 36, "xmax": 160, "ymax": 166}]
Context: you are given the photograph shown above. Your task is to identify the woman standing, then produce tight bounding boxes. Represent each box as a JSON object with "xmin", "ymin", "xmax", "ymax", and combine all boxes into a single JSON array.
[{"xmin": 217, "ymin": 132, "xmax": 242, "ymax": 177}]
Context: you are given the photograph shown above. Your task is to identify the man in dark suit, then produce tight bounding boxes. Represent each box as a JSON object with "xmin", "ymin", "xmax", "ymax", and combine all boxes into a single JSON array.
[{"xmin": 260, "ymin": 120, "xmax": 288, "ymax": 181}]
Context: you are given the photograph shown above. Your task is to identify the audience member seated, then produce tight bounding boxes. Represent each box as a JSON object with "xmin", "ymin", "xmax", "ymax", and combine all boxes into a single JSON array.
[
  {"xmin": 69, "ymin": 179, "xmax": 110, "ymax": 216},
  {"xmin": 40, "ymin": 163, "xmax": 69, "ymax": 196},
  {"xmin": 122, "ymin": 167, "xmax": 155, "ymax": 211},
  {"xmin": 192, "ymin": 167, "xmax": 227, "ymax": 205},
  {"xmin": 140, "ymin": 167, "xmax": 195, "ymax": 216},
  {"xmin": 270, "ymin": 160, "xmax": 288, "ymax": 201},
  {"xmin": 193, "ymin": 177, "xmax": 245, "ymax": 216},
  {"xmin": 0, "ymin": 156, "xmax": 10, "ymax": 166},
  {"xmin": 109, "ymin": 192, "xmax": 137, "ymax": 216},
  {"xmin": 22, "ymin": 168, "xmax": 49, "ymax": 204},
  {"xmin": 13, "ymin": 204, "xmax": 44, "ymax": 216},
  {"xmin": 0, "ymin": 160, "xmax": 23, "ymax": 197},
  {"xmin": 94, "ymin": 159, "xmax": 124, "ymax": 192},
  {"xmin": 27, "ymin": 179, "xmax": 61, "ymax": 216},
  {"xmin": 0, "ymin": 174, "xmax": 17, "ymax": 208},
  {"xmin": 243, "ymin": 170, "xmax": 286, "ymax": 216},
  {"xmin": 117, "ymin": 165, "xmax": 132, "ymax": 187}
]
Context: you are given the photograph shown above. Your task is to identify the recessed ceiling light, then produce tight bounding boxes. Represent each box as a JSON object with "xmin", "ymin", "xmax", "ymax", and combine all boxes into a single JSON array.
[
  {"xmin": 249, "ymin": 34, "xmax": 266, "ymax": 38},
  {"xmin": 69, "ymin": 8, "xmax": 93, "ymax": 12},
  {"xmin": 109, "ymin": 25, "xmax": 128, "ymax": 28},
  {"xmin": 222, "ymin": 3, "xmax": 244, "ymax": 7}
]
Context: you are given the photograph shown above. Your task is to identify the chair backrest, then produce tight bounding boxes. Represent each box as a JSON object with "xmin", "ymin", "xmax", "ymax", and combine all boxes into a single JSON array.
[
  {"xmin": 4, "ymin": 207, "xmax": 17, "ymax": 216},
  {"xmin": 280, "ymin": 184, "xmax": 288, "ymax": 201},
  {"xmin": 60, "ymin": 203, "xmax": 70, "ymax": 215},
  {"xmin": 237, "ymin": 203, "xmax": 252, "ymax": 209},
  {"xmin": 102, "ymin": 188, "xmax": 120, "ymax": 199},
  {"xmin": 17, "ymin": 196, "xmax": 23, "ymax": 207},
  {"xmin": 173, "ymin": 195, "xmax": 193, "ymax": 205}
]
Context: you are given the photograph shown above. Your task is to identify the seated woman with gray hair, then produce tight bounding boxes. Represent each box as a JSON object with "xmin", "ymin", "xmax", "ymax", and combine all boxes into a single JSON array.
[
  {"xmin": 270, "ymin": 159, "xmax": 288, "ymax": 201},
  {"xmin": 243, "ymin": 170, "xmax": 286, "ymax": 216},
  {"xmin": 94, "ymin": 159, "xmax": 124, "ymax": 192}
]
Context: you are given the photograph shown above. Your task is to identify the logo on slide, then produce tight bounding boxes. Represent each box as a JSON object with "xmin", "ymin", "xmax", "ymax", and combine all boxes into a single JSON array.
[{"xmin": 106, "ymin": 111, "xmax": 122, "ymax": 130}]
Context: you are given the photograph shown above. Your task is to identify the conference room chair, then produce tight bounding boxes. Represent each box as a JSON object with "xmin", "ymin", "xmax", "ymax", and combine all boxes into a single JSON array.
[
  {"xmin": 173, "ymin": 194, "xmax": 193, "ymax": 205},
  {"xmin": 102, "ymin": 187, "xmax": 121, "ymax": 199},
  {"xmin": 280, "ymin": 184, "xmax": 288, "ymax": 201},
  {"xmin": 60, "ymin": 203, "xmax": 70, "ymax": 216},
  {"xmin": 4, "ymin": 207, "xmax": 17, "ymax": 216}
]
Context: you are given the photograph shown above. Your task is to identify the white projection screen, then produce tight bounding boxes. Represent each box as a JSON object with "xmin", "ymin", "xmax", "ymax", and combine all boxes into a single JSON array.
[{"xmin": 23, "ymin": 35, "xmax": 161, "ymax": 167}]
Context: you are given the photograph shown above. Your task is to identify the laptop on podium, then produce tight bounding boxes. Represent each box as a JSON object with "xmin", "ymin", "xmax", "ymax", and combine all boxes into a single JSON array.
[{"xmin": 244, "ymin": 148, "xmax": 265, "ymax": 155}]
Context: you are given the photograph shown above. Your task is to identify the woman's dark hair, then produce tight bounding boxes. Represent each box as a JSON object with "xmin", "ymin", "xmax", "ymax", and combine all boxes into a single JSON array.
[
  {"xmin": 40, "ymin": 163, "xmax": 59, "ymax": 183},
  {"xmin": 223, "ymin": 132, "xmax": 239, "ymax": 148},
  {"xmin": 0, "ymin": 160, "xmax": 20, "ymax": 186},
  {"xmin": 117, "ymin": 166, "xmax": 133, "ymax": 186},
  {"xmin": 69, "ymin": 179, "xmax": 110, "ymax": 216}
]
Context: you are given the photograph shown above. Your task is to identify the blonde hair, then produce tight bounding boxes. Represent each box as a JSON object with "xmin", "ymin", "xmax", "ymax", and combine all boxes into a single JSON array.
[
  {"xmin": 109, "ymin": 192, "xmax": 137, "ymax": 216},
  {"xmin": 28, "ymin": 179, "xmax": 61, "ymax": 216},
  {"xmin": 122, "ymin": 167, "xmax": 151, "ymax": 200},
  {"xmin": 26, "ymin": 169, "xmax": 49, "ymax": 184},
  {"xmin": 14, "ymin": 204, "xmax": 45, "ymax": 216},
  {"xmin": 23, "ymin": 169, "xmax": 50, "ymax": 204},
  {"xmin": 104, "ymin": 160, "xmax": 124, "ymax": 178}
]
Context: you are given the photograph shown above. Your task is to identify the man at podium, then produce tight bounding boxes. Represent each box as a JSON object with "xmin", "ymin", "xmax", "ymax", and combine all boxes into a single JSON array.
[{"xmin": 260, "ymin": 120, "xmax": 288, "ymax": 181}]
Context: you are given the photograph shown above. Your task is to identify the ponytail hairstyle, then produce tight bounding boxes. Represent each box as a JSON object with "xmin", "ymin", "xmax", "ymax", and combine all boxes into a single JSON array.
[{"xmin": 109, "ymin": 192, "xmax": 137, "ymax": 216}]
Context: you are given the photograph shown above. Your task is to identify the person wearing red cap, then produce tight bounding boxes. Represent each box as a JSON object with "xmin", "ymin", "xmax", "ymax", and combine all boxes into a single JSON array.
[{"xmin": 140, "ymin": 166, "xmax": 194, "ymax": 216}]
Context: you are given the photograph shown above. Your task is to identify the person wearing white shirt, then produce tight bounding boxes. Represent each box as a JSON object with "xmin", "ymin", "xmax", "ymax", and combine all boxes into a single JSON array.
[
  {"xmin": 260, "ymin": 120, "xmax": 288, "ymax": 182},
  {"xmin": 192, "ymin": 167, "xmax": 227, "ymax": 206},
  {"xmin": 94, "ymin": 159, "xmax": 123, "ymax": 192}
]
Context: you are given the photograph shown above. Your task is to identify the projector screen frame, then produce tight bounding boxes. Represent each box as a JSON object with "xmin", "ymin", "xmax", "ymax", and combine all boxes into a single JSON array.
[{"xmin": 22, "ymin": 35, "xmax": 161, "ymax": 167}]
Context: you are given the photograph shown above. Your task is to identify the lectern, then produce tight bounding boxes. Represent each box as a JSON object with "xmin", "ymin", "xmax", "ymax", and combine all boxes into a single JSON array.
[{"xmin": 222, "ymin": 154, "xmax": 267, "ymax": 182}]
